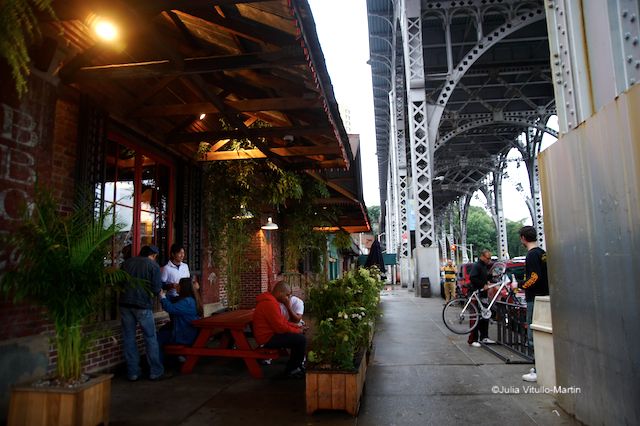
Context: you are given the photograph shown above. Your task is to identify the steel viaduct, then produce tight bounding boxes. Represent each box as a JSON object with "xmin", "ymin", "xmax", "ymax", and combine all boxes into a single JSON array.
[{"xmin": 367, "ymin": 0, "xmax": 640, "ymax": 424}]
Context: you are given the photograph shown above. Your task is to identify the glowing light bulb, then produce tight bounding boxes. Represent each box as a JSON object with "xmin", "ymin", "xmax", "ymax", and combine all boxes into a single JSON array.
[
  {"xmin": 199, "ymin": 113, "xmax": 206, "ymax": 120},
  {"xmin": 94, "ymin": 20, "xmax": 119, "ymax": 41}
]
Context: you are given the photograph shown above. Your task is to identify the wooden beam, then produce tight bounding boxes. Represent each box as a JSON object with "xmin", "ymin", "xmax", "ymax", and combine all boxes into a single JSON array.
[
  {"xmin": 169, "ymin": 126, "xmax": 331, "ymax": 144},
  {"xmin": 198, "ymin": 145, "xmax": 341, "ymax": 161},
  {"xmin": 201, "ymin": 149, "xmax": 266, "ymax": 160},
  {"xmin": 176, "ymin": 6, "xmax": 295, "ymax": 47},
  {"xmin": 71, "ymin": 47, "xmax": 305, "ymax": 81},
  {"xmin": 137, "ymin": 0, "xmax": 265, "ymax": 14},
  {"xmin": 188, "ymin": 73, "xmax": 286, "ymax": 167},
  {"xmin": 132, "ymin": 97, "xmax": 318, "ymax": 117},
  {"xmin": 312, "ymin": 198, "xmax": 359, "ymax": 205},
  {"xmin": 306, "ymin": 171, "xmax": 359, "ymax": 203}
]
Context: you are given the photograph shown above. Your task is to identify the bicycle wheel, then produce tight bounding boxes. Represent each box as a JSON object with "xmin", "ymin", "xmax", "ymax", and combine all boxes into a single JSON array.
[{"xmin": 443, "ymin": 298, "xmax": 480, "ymax": 334}]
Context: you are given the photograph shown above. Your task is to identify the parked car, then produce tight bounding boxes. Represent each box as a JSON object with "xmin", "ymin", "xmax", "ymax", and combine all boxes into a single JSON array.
[
  {"xmin": 455, "ymin": 259, "xmax": 526, "ymax": 300},
  {"xmin": 457, "ymin": 262, "xmax": 474, "ymax": 297},
  {"xmin": 504, "ymin": 259, "xmax": 526, "ymax": 304}
]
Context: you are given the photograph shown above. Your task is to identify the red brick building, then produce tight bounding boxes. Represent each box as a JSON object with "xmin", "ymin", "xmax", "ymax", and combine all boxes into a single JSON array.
[{"xmin": 0, "ymin": 0, "xmax": 369, "ymax": 419}]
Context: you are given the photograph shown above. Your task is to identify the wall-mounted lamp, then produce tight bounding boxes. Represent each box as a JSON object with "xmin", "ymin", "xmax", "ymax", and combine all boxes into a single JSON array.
[{"xmin": 261, "ymin": 217, "xmax": 278, "ymax": 230}]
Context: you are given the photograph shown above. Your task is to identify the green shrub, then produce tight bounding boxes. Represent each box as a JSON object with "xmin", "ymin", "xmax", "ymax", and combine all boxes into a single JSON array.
[{"xmin": 307, "ymin": 267, "xmax": 384, "ymax": 370}]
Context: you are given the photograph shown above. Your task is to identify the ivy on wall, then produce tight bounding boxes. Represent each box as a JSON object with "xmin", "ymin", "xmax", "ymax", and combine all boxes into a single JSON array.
[{"xmin": 0, "ymin": 0, "xmax": 55, "ymax": 96}]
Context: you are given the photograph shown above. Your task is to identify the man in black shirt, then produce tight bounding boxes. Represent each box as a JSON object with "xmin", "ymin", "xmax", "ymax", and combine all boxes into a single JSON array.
[
  {"xmin": 519, "ymin": 226, "xmax": 549, "ymax": 382},
  {"xmin": 468, "ymin": 249, "xmax": 495, "ymax": 347}
]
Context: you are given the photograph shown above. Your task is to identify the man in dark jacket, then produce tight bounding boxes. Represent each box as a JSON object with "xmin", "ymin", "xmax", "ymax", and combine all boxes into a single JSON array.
[
  {"xmin": 120, "ymin": 245, "xmax": 166, "ymax": 381},
  {"xmin": 468, "ymin": 249, "xmax": 495, "ymax": 347}
]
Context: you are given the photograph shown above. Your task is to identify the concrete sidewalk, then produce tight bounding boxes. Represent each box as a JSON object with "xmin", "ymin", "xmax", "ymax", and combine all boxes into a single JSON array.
[{"xmin": 110, "ymin": 286, "xmax": 580, "ymax": 425}]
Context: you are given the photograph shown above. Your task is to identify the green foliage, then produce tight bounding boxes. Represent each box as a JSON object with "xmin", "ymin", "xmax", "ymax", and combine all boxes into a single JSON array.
[
  {"xmin": 367, "ymin": 205, "xmax": 380, "ymax": 235},
  {"xmin": 332, "ymin": 231, "xmax": 352, "ymax": 251},
  {"xmin": 307, "ymin": 267, "xmax": 384, "ymax": 370},
  {"xmin": 202, "ymin": 155, "xmax": 312, "ymax": 305},
  {"xmin": 0, "ymin": 187, "xmax": 129, "ymax": 380},
  {"xmin": 266, "ymin": 166, "xmax": 303, "ymax": 206},
  {"xmin": 466, "ymin": 206, "xmax": 497, "ymax": 255},
  {"xmin": 0, "ymin": 0, "xmax": 55, "ymax": 97},
  {"xmin": 507, "ymin": 219, "xmax": 528, "ymax": 258},
  {"xmin": 223, "ymin": 219, "xmax": 257, "ymax": 308},
  {"xmin": 281, "ymin": 176, "xmax": 331, "ymax": 273}
]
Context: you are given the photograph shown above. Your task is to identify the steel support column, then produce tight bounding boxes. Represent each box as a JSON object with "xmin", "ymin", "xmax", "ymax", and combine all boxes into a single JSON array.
[
  {"xmin": 459, "ymin": 195, "xmax": 471, "ymax": 263},
  {"xmin": 493, "ymin": 168, "xmax": 510, "ymax": 260},
  {"xmin": 402, "ymin": 0, "xmax": 434, "ymax": 248}
]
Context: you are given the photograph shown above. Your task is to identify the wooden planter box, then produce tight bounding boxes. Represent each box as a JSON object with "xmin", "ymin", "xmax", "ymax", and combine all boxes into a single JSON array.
[
  {"xmin": 306, "ymin": 355, "xmax": 368, "ymax": 416},
  {"xmin": 8, "ymin": 374, "xmax": 113, "ymax": 426}
]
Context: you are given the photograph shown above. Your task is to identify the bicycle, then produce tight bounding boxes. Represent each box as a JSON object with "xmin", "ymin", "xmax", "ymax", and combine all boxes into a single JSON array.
[{"xmin": 442, "ymin": 268, "xmax": 524, "ymax": 335}]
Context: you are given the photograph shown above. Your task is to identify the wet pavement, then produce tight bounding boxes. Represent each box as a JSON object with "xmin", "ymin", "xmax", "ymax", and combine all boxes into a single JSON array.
[{"xmin": 110, "ymin": 286, "xmax": 580, "ymax": 425}]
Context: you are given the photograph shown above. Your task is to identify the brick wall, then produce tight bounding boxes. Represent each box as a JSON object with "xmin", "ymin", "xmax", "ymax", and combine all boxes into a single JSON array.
[
  {"xmin": 44, "ymin": 315, "xmax": 171, "ymax": 375},
  {"xmin": 0, "ymin": 78, "xmax": 72, "ymax": 342},
  {"xmin": 239, "ymin": 230, "xmax": 264, "ymax": 308},
  {"xmin": 49, "ymin": 98, "xmax": 78, "ymax": 213}
]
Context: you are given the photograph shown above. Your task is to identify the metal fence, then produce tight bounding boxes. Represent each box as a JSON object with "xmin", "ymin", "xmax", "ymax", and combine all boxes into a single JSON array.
[{"xmin": 485, "ymin": 300, "xmax": 534, "ymax": 363}]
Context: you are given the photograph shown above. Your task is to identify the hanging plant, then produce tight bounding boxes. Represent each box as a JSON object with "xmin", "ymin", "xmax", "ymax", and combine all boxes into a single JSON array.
[
  {"xmin": 202, "ymin": 119, "xmax": 310, "ymax": 305},
  {"xmin": 0, "ymin": 0, "xmax": 55, "ymax": 97},
  {"xmin": 282, "ymin": 176, "xmax": 335, "ymax": 273},
  {"xmin": 333, "ymin": 230, "xmax": 353, "ymax": 251}
]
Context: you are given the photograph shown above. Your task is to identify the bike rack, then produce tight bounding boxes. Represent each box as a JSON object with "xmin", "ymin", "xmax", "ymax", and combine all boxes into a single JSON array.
[{"xmin": 482, "ymin": 301, "xmax": 534, "ymax": 364}]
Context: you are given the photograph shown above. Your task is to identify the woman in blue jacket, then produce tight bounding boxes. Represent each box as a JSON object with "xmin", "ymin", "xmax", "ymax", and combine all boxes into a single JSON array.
[{"xmin": 158, "ymin": 277, "xmax": 203, "ymax": 358}]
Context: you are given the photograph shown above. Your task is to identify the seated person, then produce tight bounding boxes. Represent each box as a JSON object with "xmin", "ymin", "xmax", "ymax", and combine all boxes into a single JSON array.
[
  {"xmin": 158, "ymin": 278, "xmax": 203, "ymax": 357},
  {"xmin": 253, "ymin": 281, "xmax": 306, "ymax": 378},
  {"xmin": 279, "ymin": 292, "xmax": 304, "ymax": 325}
]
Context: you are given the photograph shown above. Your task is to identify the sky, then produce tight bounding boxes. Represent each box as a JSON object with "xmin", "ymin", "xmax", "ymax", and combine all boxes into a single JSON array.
[{"xmin": 307, "ymin": 0, "xmax": 555, "ymax": 224}]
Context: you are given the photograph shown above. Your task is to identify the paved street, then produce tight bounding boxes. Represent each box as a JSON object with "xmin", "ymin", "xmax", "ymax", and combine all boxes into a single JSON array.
[{"xmin": 111, "ymin": 286, "xmax": 580, "ymax": 425}]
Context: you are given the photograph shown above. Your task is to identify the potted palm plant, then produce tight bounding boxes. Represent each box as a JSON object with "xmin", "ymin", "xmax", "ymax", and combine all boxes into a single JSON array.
[
  {"xmin": 305, "ymin": 267, "xmax": 383, "ymax": 415},
  {"xmin": 0, "ymin": 187, "xmax": 129, "ymax": 426}
]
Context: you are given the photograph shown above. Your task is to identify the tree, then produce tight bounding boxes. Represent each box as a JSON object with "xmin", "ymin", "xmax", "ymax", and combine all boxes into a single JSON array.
[
  {"xmin": 367, "ymin": 205, "xmax": 380, "ymax": 235},
  {"xmin": 466, "ymin": 206, "xmax": 497, "ymax": 257},
  {"xmin": 507, "ymin": 219, "xmax": 528, "ymax": 258}
]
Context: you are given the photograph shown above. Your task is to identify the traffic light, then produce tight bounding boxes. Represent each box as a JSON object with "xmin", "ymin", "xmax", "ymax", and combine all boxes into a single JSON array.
[{"xmin": 450, "ymin": 244, "xmax": 456, "ymax": 251}]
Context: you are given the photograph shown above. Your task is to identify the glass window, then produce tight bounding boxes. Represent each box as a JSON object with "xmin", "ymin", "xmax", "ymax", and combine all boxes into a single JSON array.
[{"xmin": 98, "ymin": 135, "xmax": 173, "ymax": 268}]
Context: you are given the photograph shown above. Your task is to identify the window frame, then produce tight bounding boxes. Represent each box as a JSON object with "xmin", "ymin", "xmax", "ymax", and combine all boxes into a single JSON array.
[{"xmin": 105, "ymin": 131, "xmax": 176, "ymax": 261}]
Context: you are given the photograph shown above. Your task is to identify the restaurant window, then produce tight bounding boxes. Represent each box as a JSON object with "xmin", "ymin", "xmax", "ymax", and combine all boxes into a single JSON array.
[{"xmin": 97, "ymin": 133, "xmax": 173, "ymax": 268}]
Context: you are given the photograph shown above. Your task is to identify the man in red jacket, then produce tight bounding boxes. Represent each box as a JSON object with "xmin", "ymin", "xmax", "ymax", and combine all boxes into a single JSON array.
[{"xmin": 253, "ymin": 281, "xmax": 306, "ymax": 378}]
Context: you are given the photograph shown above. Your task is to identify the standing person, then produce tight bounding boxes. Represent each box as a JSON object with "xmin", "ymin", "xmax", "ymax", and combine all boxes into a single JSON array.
[
  {"xmin": 443, "ymin": 259, "xmax": 457, "ymax": 303},
  {"xmin": 468, "ymin": 249, "xmax": 496, "ymax": 347},
  {"xmin": 161, "ymin": 243, "xmax": 190, "ymax": 298},
  {"xmin": 519, "ymin": 226, "xmax": 549, "ymax": 382},
  {"xmin": 253, "ymin": 281, "xmax": 306, "ymax": 378},
  {"xmin": 119, "ymin": 245, "xmax": 168, "ymax": 381}
]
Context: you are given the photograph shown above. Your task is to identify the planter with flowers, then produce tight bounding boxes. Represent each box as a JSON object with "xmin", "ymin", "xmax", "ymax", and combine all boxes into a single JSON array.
[{"xmin": 305, "ymin": 267, "xmax": 383, "ymax": 415}]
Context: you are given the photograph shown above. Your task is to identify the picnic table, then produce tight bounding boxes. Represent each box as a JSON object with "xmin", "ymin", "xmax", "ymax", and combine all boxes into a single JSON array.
[{"xmin": 164, "ymin": 309, "xmax": 279, "ymax": 378}]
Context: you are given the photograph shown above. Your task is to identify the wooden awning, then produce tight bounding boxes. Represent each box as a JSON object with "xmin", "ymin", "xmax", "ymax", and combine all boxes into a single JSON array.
[{"xmin": 45, "ymin": 0, "xmax": 351, "ymax": 169}]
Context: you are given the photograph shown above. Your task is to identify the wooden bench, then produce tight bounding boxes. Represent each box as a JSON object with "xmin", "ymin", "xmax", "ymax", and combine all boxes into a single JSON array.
[
  {"xmin": 163, "ymin": 309, "xmax": 280, "ymax": 378},
  {"xmin": 164, "ymin": 345, "xmax": 280, "ymax": 361}
]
